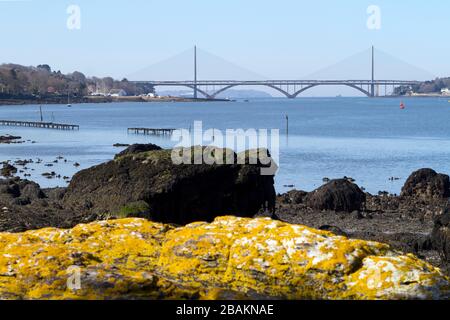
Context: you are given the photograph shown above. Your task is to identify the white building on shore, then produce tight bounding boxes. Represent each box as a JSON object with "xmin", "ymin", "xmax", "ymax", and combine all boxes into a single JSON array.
[{"xmin": 108, "ymin": 89, "xmax": 127, "ymax": 97}]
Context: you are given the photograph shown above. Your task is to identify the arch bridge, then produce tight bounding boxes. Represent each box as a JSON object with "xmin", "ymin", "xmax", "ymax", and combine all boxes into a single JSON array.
[{"xmin": 133, "ymin": 80, "xmax": 420, "ymax": 99}]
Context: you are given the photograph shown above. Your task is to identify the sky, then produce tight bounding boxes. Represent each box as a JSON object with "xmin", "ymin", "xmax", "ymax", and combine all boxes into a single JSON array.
[{"xmin": 0, "ymin": 0, "xmax": 449, "ymax": 84}]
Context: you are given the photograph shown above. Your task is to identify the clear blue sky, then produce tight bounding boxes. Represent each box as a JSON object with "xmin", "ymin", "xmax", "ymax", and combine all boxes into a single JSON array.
[{"xmin": 1, "ymin": 0, "xmax": 449, "ymax": 79}]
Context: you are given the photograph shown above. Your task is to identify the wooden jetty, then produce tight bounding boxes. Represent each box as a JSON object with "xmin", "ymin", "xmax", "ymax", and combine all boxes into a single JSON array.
[
  {"xmin": 0, "ymin": 120, "xmax": 79, "ymax": 130},
  {"xmin": 128, "ymin": 128, "xmax": 176, "ymax": 136}
]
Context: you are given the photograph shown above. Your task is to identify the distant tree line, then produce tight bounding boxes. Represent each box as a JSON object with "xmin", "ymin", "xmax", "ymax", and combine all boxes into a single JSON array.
[
  {"xmin": 395, "ymin": 77, "xmax": 450, "ymax": 95},
  {"xmin": 0, "ymin": 64, "xmax": 154, "ymax": 98}
]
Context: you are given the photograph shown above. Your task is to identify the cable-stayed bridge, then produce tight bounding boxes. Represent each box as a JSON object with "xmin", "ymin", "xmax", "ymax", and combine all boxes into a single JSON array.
[
  {"xmin": 136, "ymin": 79, "xmax": 419, "ymax": 99},
  {"xmin": 130, "ymin": 47, "xmax": 428, "ymax": 99}
]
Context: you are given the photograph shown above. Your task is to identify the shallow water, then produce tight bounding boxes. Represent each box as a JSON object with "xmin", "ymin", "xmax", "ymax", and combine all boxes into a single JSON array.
[{"xmin": 1, "ymin": 97, "xmax": 449, "ymax": 194}]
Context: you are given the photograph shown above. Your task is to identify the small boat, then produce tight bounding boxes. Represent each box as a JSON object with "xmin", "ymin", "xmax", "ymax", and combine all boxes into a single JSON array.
[
  {"xmin": 67, "ymin": 92, "xmax": 72, "ymax": 107},
  {"xmin": 400, "ymin": 101, "xmax": 405, "ymax": 109}
]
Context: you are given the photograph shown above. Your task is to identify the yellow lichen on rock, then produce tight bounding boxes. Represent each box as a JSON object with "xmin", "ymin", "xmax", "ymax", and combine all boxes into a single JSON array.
[
  {"xmin": 158, "ymin": 217, "xmax": 448, "ymax": 299},
  {"xmin": 344, "ymin": 255, "xmax": 449, "ymax": 300},
  {"xmin": 0, "ymin": 219, "xmax": 175, "ymax": 299},
  {"xmin": 0, "ymin": 216, "xmax": 448, "ymax": 300}
]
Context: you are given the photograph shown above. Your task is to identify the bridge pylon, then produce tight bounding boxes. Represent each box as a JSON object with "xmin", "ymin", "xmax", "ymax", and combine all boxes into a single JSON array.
[
  {"xmin": 370, "ymin": 46, "xmax": 375, "ymax": 97},
  {"xmin": 194, "ymin": 46, "xmax": 198, "ymax": 99}
]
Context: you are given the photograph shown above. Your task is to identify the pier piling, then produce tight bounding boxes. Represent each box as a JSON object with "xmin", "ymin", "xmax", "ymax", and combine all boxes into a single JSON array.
[
  {"xmin": 0, "ymin": 120, "xmax": 79, "ymax": 130},
  {"xmin": 128, "ymin": 128, "xmax": 175, "ymax": 136}
]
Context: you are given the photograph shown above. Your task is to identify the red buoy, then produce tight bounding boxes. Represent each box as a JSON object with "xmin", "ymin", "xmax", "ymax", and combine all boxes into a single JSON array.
[{"xmin": 400, "ymin": 102, "xmax": 405, "ymax": 110}]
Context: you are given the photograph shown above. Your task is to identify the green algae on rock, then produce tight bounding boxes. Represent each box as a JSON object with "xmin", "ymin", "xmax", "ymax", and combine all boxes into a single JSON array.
[
  {"xmin": 63, "ymin": 147, "xmax": 276, "ymax": 225},
  {"xmin": 0, "ymin": 217, "xmax": 448, "ymax": 300}
]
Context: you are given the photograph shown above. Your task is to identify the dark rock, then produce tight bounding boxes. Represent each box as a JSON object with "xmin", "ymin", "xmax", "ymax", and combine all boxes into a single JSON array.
[
  {"xmin": 431, "ymin": 209, "xmax": 450, "ymax": 264},
  {"xmin": 44, "ymin": 187, "xmax": 66, "ymax": 201},
  {"xmin": 42, "ymin": 172, "xmax": 56, "ymax": 179},
  {"xmin": 1, "ymin": 163, "xmax": 17, "ymax": 177},
  {"xmin": 0, "ymin": 179, "xmax": 45, "ymax": 206},
  {"xmin": 351, "ymin": 231, "xmax": 433, "ymax": 254},
  {"xmin": 14, "ymin": 159, "xmax": 32, "ymax": 166},
  {"xmin": 63, "ymin": 147, "xmax": 276, "ymax": 225},
  {"xmin": 412, "ymin": 236, "xmax": 433, "ymax": 252},
  {"xmin": 0, "ymin": 135, "xmax": 21, "ymax": 144},
  {"xmin": 305, "ymin": 179, "xmax": 366, "ymax": 212},
  {"xmin": 235, "ymin": 149, "xmax": 276, "ymax": 213},
  {"xmin": 20, "ymin": 181, "xmax": 45, "ymax": 200},
  {"xmin": 11, "ymin": 197, "xmax": 31, "ymax": 206},
  {"xmin": 401, "ymin": 169, "xmax": 450, "ymax": 200},
  {"xmin": 319, "ymin": 225, "xmax": 348, "ymax": 237},
  {"xmin": 352, "ymin": 210, "xmax": 364, "ymax": 219},
  {"xmin": 114, "ymin": 143, "xmax": 162, "ymax": 159},
  {"xmin": 0, "ymin": 180, "xmax": 20, "ymax": 198},
  {"xmin": 278, "ymin": 190, "xmax": 308, "ymax": 205}
]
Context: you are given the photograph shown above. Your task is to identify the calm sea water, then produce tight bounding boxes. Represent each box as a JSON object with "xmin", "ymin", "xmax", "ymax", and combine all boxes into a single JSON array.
[{"xmin": 1, "ymin": 97, "xmax": 450, "ymax": 194}]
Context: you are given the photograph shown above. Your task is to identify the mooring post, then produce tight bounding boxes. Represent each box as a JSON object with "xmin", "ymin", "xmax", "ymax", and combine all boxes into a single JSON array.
[{"xmin": 286, "ymin": 114, "xmax": 289, "ymax": 136}]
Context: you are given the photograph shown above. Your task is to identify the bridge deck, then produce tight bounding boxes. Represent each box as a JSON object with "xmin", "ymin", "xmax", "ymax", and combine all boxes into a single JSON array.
[
  {"xmin": 132, "ymin": 79, "xmax": 420, "ymax": 99},
  {"xmin": 134, "ymin": 79, "xmax": 421, "ymax": 86}
]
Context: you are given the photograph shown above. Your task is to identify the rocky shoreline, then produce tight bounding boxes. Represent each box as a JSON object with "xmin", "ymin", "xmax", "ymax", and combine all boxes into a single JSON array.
[
  {"xmin": 1, "ymin": 145, "xmax": 449, "ymax": 272},
  {"xmin": 275, "ymin": 169, "xmax": 450, "ymax": 274},
  {"xmin": 0, "ymin": 144, "xmax": 449, "ymax": 299},
  {"xmin": 0, "ymin": 145, "xmax": 276, "ymax": 231}
]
